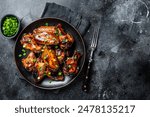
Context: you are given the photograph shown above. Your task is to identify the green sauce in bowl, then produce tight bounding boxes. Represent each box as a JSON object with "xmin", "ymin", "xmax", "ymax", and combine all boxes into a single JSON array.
[{"xmin": 2, "ymin": 16, "xmax": 19, "ymax": 37}]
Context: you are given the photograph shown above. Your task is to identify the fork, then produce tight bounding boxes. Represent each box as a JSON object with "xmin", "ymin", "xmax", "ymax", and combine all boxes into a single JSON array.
[{"xmin": 82, "ymin": 23, "xmax": 101, "ymax": 92}]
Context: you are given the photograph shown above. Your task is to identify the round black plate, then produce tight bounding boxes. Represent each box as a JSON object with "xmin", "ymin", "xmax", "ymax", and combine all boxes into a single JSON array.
[{"xmin": 14, "ymin": 18, "xmax": 86, "ymax": 90}]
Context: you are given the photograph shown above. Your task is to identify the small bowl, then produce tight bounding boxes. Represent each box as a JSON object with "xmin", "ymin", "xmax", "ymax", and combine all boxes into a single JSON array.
[{"xmin": 0, "ymin": 14, "xmax": 21, "ymax": 39}]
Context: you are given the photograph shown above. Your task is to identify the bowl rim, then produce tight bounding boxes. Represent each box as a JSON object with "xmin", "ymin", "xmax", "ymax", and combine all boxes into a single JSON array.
[{"xmin": 0, "ymin": 14, "xmax": 20, "ymax": 39}]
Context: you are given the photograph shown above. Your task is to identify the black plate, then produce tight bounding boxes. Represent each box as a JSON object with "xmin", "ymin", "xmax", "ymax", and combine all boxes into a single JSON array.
[{"xmin": 14, "ymin": 18, "xmax": 86, "ymax": 90}]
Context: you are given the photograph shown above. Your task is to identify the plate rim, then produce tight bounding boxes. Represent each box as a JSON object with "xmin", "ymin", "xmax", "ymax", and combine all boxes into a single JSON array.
[{"xmin": 14, "ymin": 17, "xmax": 86, "ymax": 90}]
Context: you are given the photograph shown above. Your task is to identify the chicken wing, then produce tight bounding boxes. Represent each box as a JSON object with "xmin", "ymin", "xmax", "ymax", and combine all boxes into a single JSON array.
[
  {"xmin": 41, "ymin": 48, "xmax": 59, "ymax": 72},
  {"xmin": 34, "ymin": 58, "xmax": 47, "ymax": 82},
  {"xmin": 33, "ymin": 26, "xmax": 56, "ymax": 34},
  {"xmin": 63, "ymin": 51, "xmax": 81, "ymax": 75},
  {"xmin": 59, "ymin": 33, "xmax": 74, "ymax": 49},
  {"xmin": 22, "ymin": 52, "xmax": 36, "ymax": 72},
  {"xmin": 20, "ymin": 33, "xmax": 42, "ymax": 53},
  {"xmin": 34, "ymin": 32, "xmax": 59, "ymax": 45}
]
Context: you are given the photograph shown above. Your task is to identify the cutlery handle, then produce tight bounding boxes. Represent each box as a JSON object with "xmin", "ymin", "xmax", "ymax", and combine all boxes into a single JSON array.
[{"xmin": 82, "ymin": 49, "xmax": 94, "ymax": 92}]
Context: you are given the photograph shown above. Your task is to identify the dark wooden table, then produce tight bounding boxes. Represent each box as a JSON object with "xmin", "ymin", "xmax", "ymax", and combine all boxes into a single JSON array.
[{"xmin": 0, "ymin": 0, "xmax": 150, "ymax": 99}]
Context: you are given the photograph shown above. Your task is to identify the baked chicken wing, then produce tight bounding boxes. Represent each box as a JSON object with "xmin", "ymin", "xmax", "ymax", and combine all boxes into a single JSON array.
[
  {"xmin": 20, "ymin": 33, "xmax": 42, "ymax": 53},
  {"xmin": 41, "ymin": 48, "xmax": 59, "ymax": 72},
  {"xmin": 34, "ymin": 58, "xmax": 47, "ymax": 82},
  {"xmin": 59, "ymin": 33, "xmax": 74, "ymax": 49},
  {"xmin": 34, "ymin": 32, "xmax": 59, "ymax": 45},
  {"xmin": 33, "ymin": 26, "xmax": 56, "ymax": 34},
  {"xmin": 63, "ymin": 51, "xmax": 81, "ymax": 75},
  {"xmin": 22, "ymin": 52, "xmax": 36, "ymax": 72}
]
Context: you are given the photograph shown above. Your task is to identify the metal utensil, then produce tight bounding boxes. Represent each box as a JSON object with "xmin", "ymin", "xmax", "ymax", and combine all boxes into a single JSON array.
[{"xmin": 82, "ymin": 23, "xmax": 101, "ymax": 92}]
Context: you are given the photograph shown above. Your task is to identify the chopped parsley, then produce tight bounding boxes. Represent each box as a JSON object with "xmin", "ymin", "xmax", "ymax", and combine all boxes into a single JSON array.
[
  {"xmin": 23, "ymin": 53, "xmax": 26, "ymax": 56},
  {"xmin": 22, "ymin": 49, "xmax": 26, "ymax": 52},
  {"xmin": 18, "ymin": 54, "xmax": 22, "ymax": 57},
  {"xmin": 45, "ymin": 23, "xmax": 48, "ymax": 26},
  {"xmin": 55, "ymin": 45, "xmax": 58, "ymax": 49},
  {"xmin": 62, "ymin": 39, "xmax": 68, "ymax": 43},
  {"xmin": 44, "ymin": 55, "xmax": 48, "ymax": 60},
  {"xmin": 33, "ymin": 59, "xmax": 37, "ymax": 62},
  {"xmin": 39, "ymin": 67, "xmax": 43, "ymax": 71},
  {"xmin": 58, "ymin": 72, "xmax": 62, "ymax": 76},
  {"xmin": 59, "ymin": 32, "xmax": 62, "ymax": 36},
  {"xmin": 55, "ymin": 29, "xmax": 59, "ymax": 36}
]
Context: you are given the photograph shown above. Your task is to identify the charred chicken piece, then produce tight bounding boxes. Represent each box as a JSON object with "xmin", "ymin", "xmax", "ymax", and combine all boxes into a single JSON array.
[
  {"xmin": 63, "ymin": 51, "xmax": 81, "ymax": 75},
  {"xmin": 34, "ymin": 58, "xmax": 47, "ymax": 82},
  {"xmin": 41, "ymin": 48, "xmax": 59, "ymax": 72},
  {"xmin": 59, "ymin": 33, "xmax": 74, "ymax": 49},
  {"xmin": 20, "ymin": 33, "xmax": 42, "ymax": 53},
  {"xmin": 22, "ymin": 52, "xmax": 36, "ymax": 72},
  {"xmin": 55, "ymin": 49, "xmax": 65, "ymax": 64},
  {"xmin": 33, "ymin": 26, "xmax": 56, "ymax": 34}
]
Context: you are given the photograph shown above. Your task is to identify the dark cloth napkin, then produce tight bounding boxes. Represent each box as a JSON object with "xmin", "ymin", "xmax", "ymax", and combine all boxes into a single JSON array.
[
  {"xmin": 21, "ymin": 3, "xmax": 90, "ymax": 36},
  {"xmin": 41, "ymin": 3, "xmax": 90, "ymax": 36}
]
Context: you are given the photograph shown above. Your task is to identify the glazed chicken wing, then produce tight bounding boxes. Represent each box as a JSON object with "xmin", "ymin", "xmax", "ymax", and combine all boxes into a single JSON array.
[
  {"xmin": 34, "ymin": 58, "xmax": 47, "ymax": 82},
  {"xmin": 22, "ymin": 52, "xmax": 36, "ymax": 72},
  {"xmin": 20, "ymin": 33, "xmax": 42, "ymax": 53},
  {"xmin": 33, "ymin": 26, "xmax": 56, "ymax": 34},
  {"xmin": 41, "ymin": 48, "xmax": 59, "ymax": 72},
  {"xmin": 59, "ymin": 33, "xmax": 74, "ymax": 49},
  {"xmin": 63, "ymin": 51, "xmax": 81, "ymax": 75},
  {"xmin": 34, "ymin": 32, "xmax": 59, "ymax": 45}
]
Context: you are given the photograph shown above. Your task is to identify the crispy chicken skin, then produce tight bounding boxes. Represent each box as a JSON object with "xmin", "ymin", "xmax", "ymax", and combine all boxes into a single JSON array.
[
  {"xmin": 55, "ymin": 49, "xmax": 65, "ymax": 64},
  {"xmin": 34, "ymin": 32, "xmax": 59, "ymax": 45},
  {"xmin": 33, "ymin": 26, "xmax": 56, "ymax": 34},
  {"xmin": 34, "ymin": 58, "xmax": 47, "ymax": 82},
  {"xmin": 20, "ymin": 33, "xmax": 42, "ymax": 53},
  {"xmin": 63, "ymin": 51, "xmax": 81, "ymax": 75},
  {"xmin": 41, "ymin": 48, "xmax": 59, "ymax": 72},
  {"xmin": 22, "ymin": 52, "xmax": 36, "ymax": 71},
  {"xmin": 59, "ymin": 33, "xmax": 74, "ymax": 49}
]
